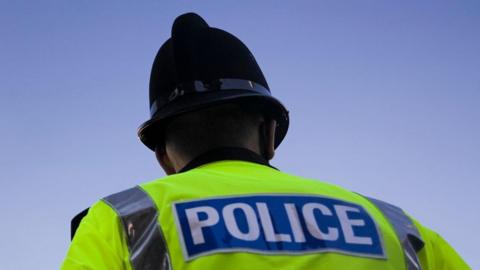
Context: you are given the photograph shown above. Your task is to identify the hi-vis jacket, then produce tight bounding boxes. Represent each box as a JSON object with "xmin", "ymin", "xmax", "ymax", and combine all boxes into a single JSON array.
[{"xmin": 62, "ymin": 148, "xmax": 469, "ymax": 270}]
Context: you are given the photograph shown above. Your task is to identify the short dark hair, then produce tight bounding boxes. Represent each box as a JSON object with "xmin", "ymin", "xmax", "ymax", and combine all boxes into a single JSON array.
[{"xmin": 164, "ymin": 103, "xmax": 263, "ymax": 159}]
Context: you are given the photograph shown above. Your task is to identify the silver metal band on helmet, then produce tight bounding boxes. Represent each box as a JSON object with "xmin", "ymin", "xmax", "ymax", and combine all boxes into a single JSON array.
[
  {"xmin": 150, "ymin": 78, "xmax": 271, "ymax": 116},
  {"xmin": 103, "ymin": 186, "xmax": 171, "ymax": 270},
  {"xmin": 365, "ymin": 197, "xmax": 425, "ymax": 270}
]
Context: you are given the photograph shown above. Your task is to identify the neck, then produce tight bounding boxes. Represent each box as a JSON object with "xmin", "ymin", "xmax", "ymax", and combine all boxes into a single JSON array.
[
  {"xmin": 169, "ymin": 144, "xmax": 263, "ymax": 172},
  {"xmin": 178, "ymin": 147, "xmax": 272, "ymax": 173}
]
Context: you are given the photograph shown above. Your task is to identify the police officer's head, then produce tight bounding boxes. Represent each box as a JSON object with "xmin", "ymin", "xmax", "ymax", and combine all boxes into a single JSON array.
[{"xmin": 138, "ymin": 13, "xmax": 289, "ymax": 174}]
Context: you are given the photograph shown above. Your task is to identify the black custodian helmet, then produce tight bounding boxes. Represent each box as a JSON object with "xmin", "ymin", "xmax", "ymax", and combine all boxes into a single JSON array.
[{"xmin": 138, "ymin": 13, "xmax": 289, "ymax": 151}]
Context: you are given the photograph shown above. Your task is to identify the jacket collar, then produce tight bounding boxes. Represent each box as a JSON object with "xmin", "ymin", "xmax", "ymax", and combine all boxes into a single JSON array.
[{"xmin": 178, "ymin": 147, "xmax": 275, "ymax": 173}]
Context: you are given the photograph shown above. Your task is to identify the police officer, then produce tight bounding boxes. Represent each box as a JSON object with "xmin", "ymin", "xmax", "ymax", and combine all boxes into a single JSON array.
[{"xmin": 62, "ymin": 13, "xmax": 469, "ymax": 270}]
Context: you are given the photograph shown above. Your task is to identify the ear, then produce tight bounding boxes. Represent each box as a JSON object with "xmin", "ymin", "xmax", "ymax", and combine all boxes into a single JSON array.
[
  {"xmin": 155, "ymin": 145, "xmax": 177, "ymax": 175},
  {"xmin": 263, "ymin": 119, "xmax": 277, "ymax": 160}
]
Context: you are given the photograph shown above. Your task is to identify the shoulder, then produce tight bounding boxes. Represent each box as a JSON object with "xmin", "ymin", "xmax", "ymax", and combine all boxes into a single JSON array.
[
  {"xmin": 71, "ymin": 199, "xmax": 121, "ymax": 238},
  {"xmin": 64, "ymin": 199, "xmax": 130, "ymax": 269},
  {"xmin": 410, "ymin": 219, "xmax": 470, "ymax": 269},
  {"xmin": 362, "ymin": 199, "xmax": 470, "ymax": 269},
  {"xmin": 71, "ymin": 184, "xmax": 157, "ymax": 239}
]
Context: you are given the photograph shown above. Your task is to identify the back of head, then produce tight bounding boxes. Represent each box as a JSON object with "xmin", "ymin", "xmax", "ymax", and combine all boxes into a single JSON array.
[{"xmin": 164, "ymin": 103, "xmax": 264, "ymax": 161}]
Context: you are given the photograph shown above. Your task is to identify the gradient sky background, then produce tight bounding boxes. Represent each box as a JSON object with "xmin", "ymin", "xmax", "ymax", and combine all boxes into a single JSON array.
[{"xmin": 1, "ymin": 1, "xmax": 479, "ymax": 269}]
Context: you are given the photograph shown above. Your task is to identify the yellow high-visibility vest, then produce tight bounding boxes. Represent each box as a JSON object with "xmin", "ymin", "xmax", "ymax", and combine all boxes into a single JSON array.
[{"xmin": 62, "ymin": 159, "xmax": 469, "ymax": 270}]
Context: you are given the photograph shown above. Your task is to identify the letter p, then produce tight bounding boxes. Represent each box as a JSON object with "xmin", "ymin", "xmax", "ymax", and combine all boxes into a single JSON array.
[{"xmin": 185, "ymin": 206, "xmax": 220, "ymax": 245}]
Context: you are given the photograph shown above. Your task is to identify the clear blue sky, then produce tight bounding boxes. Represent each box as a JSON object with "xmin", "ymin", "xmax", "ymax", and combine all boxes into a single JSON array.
[{"xmin": 1, "ymin": 1, "xmax": 478, "ymax": 269}]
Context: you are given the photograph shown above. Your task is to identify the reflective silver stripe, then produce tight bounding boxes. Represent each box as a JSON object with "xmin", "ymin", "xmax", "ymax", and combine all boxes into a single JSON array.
[
  {"xmin": 103, "ymin": 186, "xmax": 172, "ymax": 270},
  {"xmin": 366, "ymin": 197, "xmax": 424, "ymax": 270}
]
